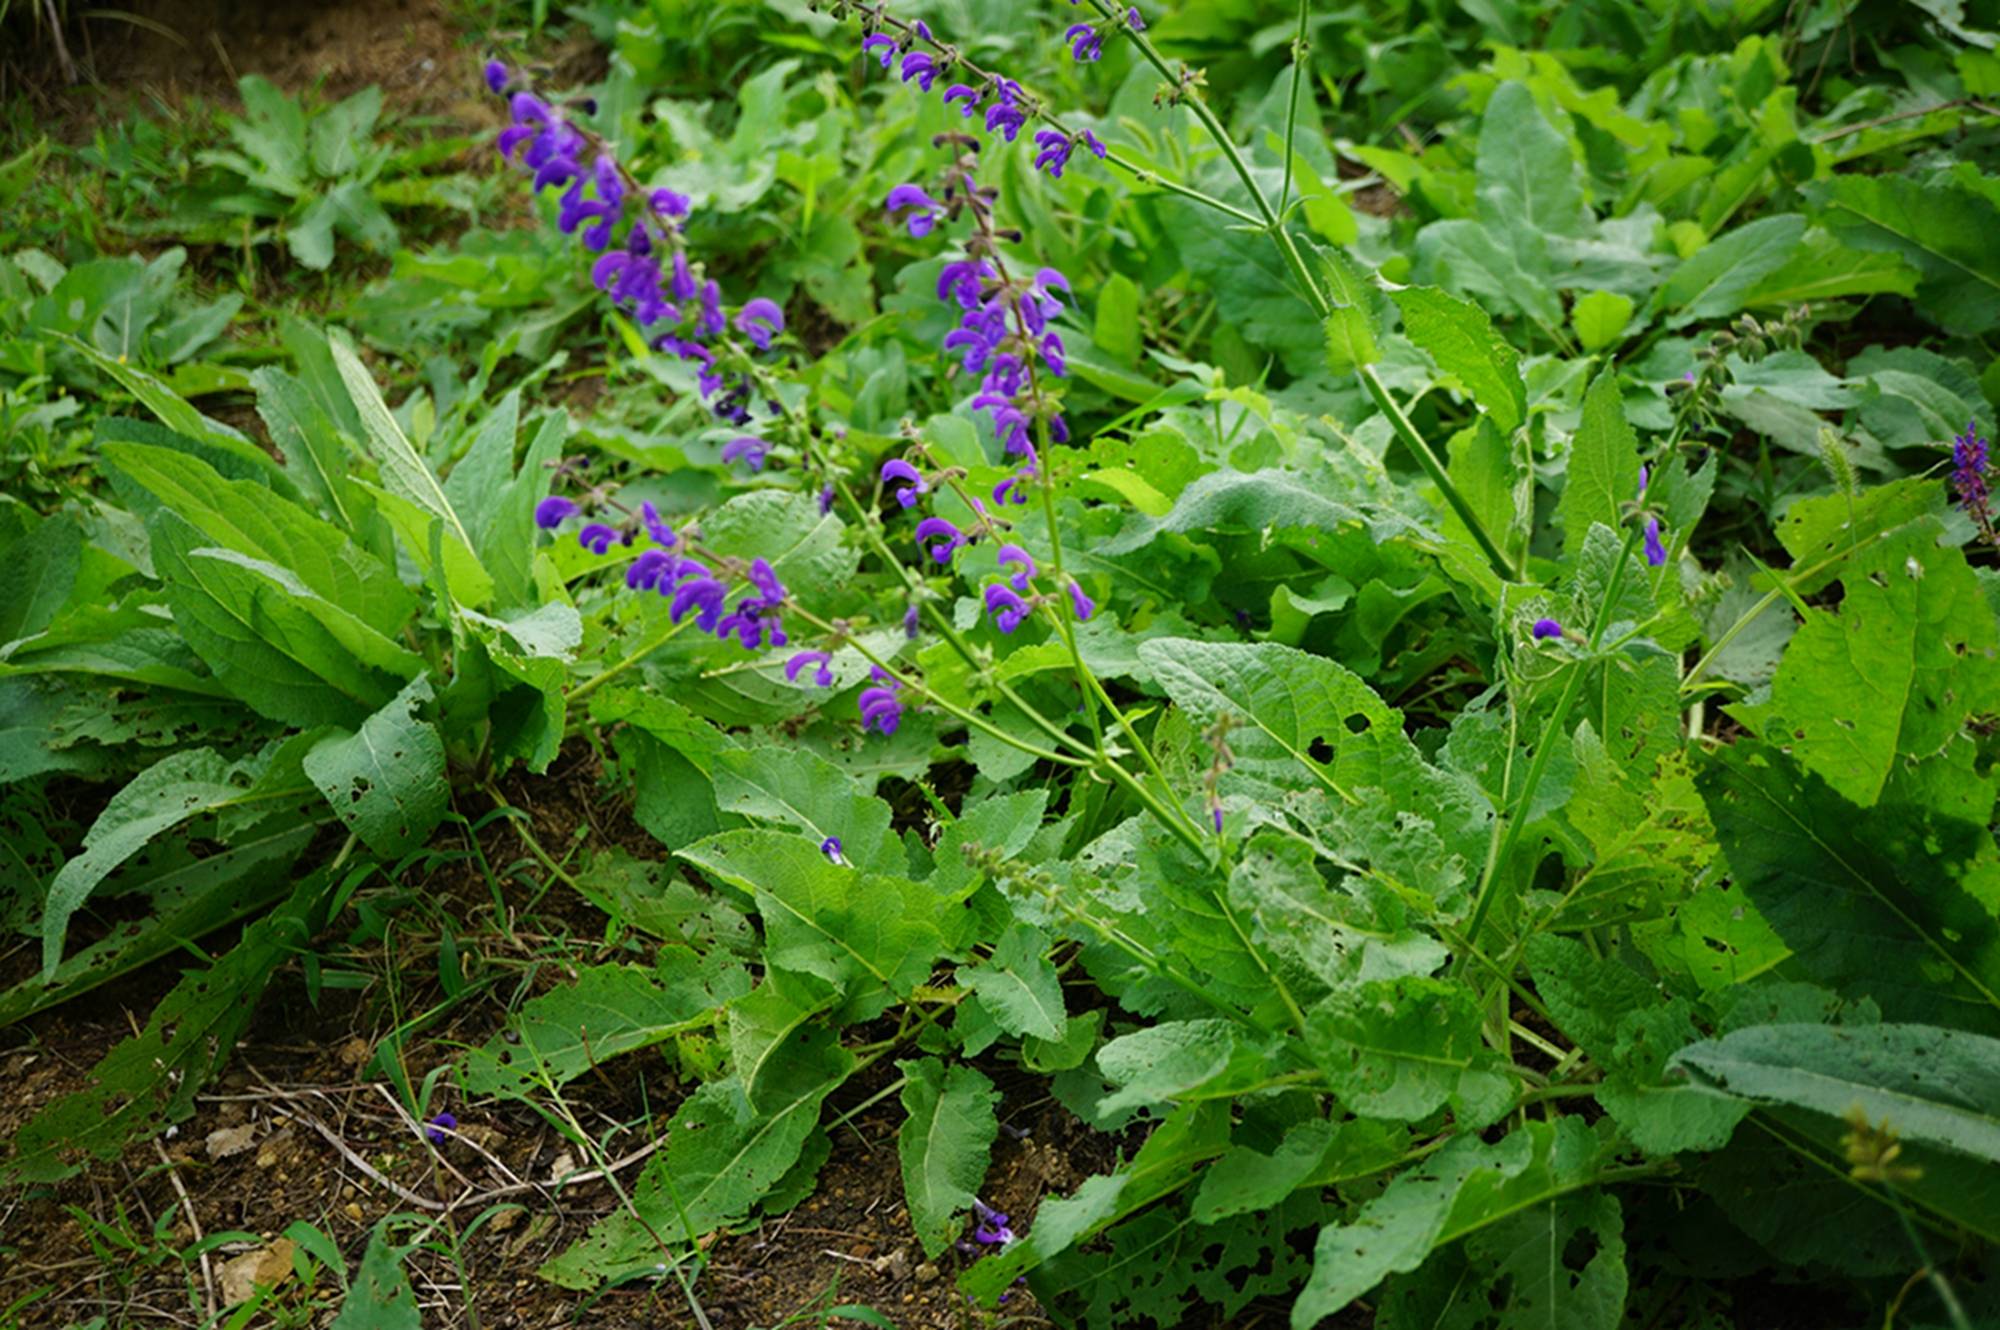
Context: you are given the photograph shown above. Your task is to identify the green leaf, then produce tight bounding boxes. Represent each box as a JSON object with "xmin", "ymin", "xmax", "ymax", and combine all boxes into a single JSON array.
[
  {"xmin": 1671, "ymin": 1023, "xmax": 2000, "ymax": 1164},
  {"xmin": 1095, "ymin": 1019, "xmax": 1268, "ymax": 1115},
  {"xmin": 1558, "ymin": 370, "xmax": 1640, "ymax": 562},
  {"xmin": 1806, "ymin": 172, "xmax": 2000, "ymax": 334},
  {"xmin": 1191, "ymin": 1122, "xmax": 1337, "ymax": 1223},
  {"xmin": 1094, "ymin": 272, "xmax": 1142, "ymax": 364},
  {"xmin": 6, "ymin": 872, "xmax": 328, "ymax": 1182},
  {"xmin": 897, "ymin": 1057, "xmax": 1001, "ymax": 1259},
  {"xmin": 226, "ymin": 75, "xmax": 311, "ymax": 196},
  {"xmin": 961, "ymin": 1103, "xmax": 1230, "ymax": 1300},
  {"xmin": 1135, "ymin": 637, "xmax": 1417, "ymax": 805},
  {"xmin": 462, "ymin": 955, "xmax": 737, "ymax": 1099},
  {"xmin": 329, "ymin": 1223, "xmax": 420, "ymax": 1330},
  {"xmin": 1306, "ymin": 975, "xmax": 1514, "ymax": 1124},
  {"xmin": 1474, "ymin": 82, "xmax": 1588, "ymax": 240},
  {"xmin": 958, "ymin": 923, "xmax": 1065, "ymax": 1042},
  {"xmin": 1734, "ymin": 520, "xmax": 2000, "ymax": 807},
  {"xmin": 1570, "ymin": 290, "xmax": 1634, "ymax": 353},
  {"xmin": 678, "ymin": 830, "xmax": 942, "ymax": 1011},
  {"xmin": 310, "ymin": 86, "xmax": 383, "ymax": 180},
  {"xmin": 1698, "ymin": 741, "xmax": 2000, "ymax": 1034},
  {"xmin": 39, "ymin": 747, "xmax": 299, "ymax": 978},
  {"xmin": 145, "ymin": 518, "xmax": 417, "ymax": 725},
  {"xmin": 0, "ymin": 512, "xmax": 82, "ymax": 647},
  {"xmin": 301, "ymin": 675, "xmax": 446, "ymax": 858},
  {"xmin": 1320, "ymin": 247, "xmax": 1382, "ymax": 373},
  {"xmin": 712, "ymin": 745, "xmax": 900, "ymax": 874},
  {"xmin": 1291, "ymin": 1118, "xmax": 1610, "ymax": 1328},
  {"xmin": 330, "ymin": 336, "xmax": 483, "ymax": 577},
  {"xmin": 1393, "ymin": 286, "xmax": 1525, "ymax": 433},
  {"xmin": 63, "ymin": 337, "xmax": 274, "ymax": 471},
  {"xmin": 1098, "ymin": 469, "xmax": 1394, "ymax": 564},
  {"xmin": 1656, "ymin": 214, "xmax": 1806, "ymax": 327},
  {"xmin": 540, "ymin": 1037, "xmax": 851, "ymax": 1288}
]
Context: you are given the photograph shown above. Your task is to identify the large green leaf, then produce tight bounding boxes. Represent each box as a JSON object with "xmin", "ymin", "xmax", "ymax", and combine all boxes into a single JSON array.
[
  {"xmin": 897, "ymin": 1057, "xmax": 1001, "ymax": 1259},
  {"xmin": 1305, "ymin": 975, "xmax": 1514, "ymax": 1124},
  {"xmin": 1394, "ymin": 285, "xmax": 1526, "ymax": 433},
  {"xmin": 1698, "ymin": 741, "xmax": 2000, "ymax": 1034},
  {"xmin": 39, "ymin": 746, "xmax": 306, "ymax": 977},
  {"xmin": 102, "ymin": 440, "xmax": 412, "ymax": 633},
  {"xmin": 540, "ymin": 1035, "xmax": 851, "ymax": 1289},
  {"xmin": 328, "ymin": 1223, "xmax": 420, "ymax": 1330},
  {"xmin": 958, "ymin": 923, "xmax": 1066, "ymax": 1042},
  {"xmin": 1805, "ymin": 172, "xmax": 2000, "ymax": 334},
  {"xmin": 678, "ymin": 829, "xmax": 943, "ymax": 1012},
  {"xmin": 1672, "ymin": 1023, "xmax": 2000, "ymax": 1164},
  {"xmin": 1734, "ymin": 520, "xmax": 2000, "ymax": 807},
  {"xmin": 1135, "ymin": 637, "xmax": 1416, "ymax": 804},
  {"xmin": 1656, "ymin": 214, "xmax": 1806, "ymax": 327},
  {"xmin": 1291, "ymin": 1119, "xmax": 1611, "ymax": 1328},
  {"xmin": 461, "ymin": 955, "xmax": 737, "ymax": 1098},
  {"xmin": 302, "ymin": 674, "xmax": 446, "ymax": 858},
  {"xmin": 712, "ymin": 745, "xmax": 901, "ymax": 874}
]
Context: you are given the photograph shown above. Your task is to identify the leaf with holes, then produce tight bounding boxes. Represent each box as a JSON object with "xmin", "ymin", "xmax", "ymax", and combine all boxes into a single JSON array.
[{"xmin": 302, "ymin": 675, "xmax": 447, "ymax": 858}]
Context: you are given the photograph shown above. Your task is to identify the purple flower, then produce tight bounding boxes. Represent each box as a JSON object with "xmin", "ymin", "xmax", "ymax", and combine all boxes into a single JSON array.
[
  {"xmin": 1532, "ymin": 618, "xmax": 1564, "ymax": 641},
  {"xmin": 786, "ymin": 650, "xmax": 835, "ymax": 687},
  {"xmin": 535, "ymin": 495, "xmax": 579, "ymax": 529},
  {"xmin": 1952, "ymin": 418, "xmax": 1990, "ymax": 523},
  {"xmin": 972, "ymin": 1199, "xmax": 1014, "ymax": 1245},
  {"xmin": 862, "ymin": 32, "xmax": 900, "ymax": 69},
  {"xmin": 984, "ymin": 583, "xmax": 1032, "ymax": 634},
  {"xmin": 859, "ymin": 669, "xmax": 904, "ymax": 735},
  {"xmin": 818, "ymin": 484, "xmax": 836, "ymax": 515},
  {"xmin": 997, "ymin": 543, "xmax": 1036, "ymax": 592},
  {"xmin": 1033, "ymin": 129, "xmax": 1077, "ymax": 178},
  {"xmin": 578, "ymin": 522, "xmax": 625, "ymax": 555},
  {"xmin": 426, "ymin": 1112, "xmax": 456, "ymax": 1145},
  {"xmin": 914, "ymin": 516, "xmax": 966, "ymax": 564},
  {"xmin": 881, "ymin": 458, "xmax": 929, "ymax": 508},
  {"xmin": 639, "ymin": 500, "xmax": 677, "ymax": 546},
  {"xmin": 721, "ymin": 436, "xmax": 770, "ymax": 472},
  {"xmin": 885, "ymin": 184, "xmax": 942, "ymax": 238},
  {"xmin": 900, "ymin": 50, "xmax": 939, "ymax": 91},
  {"xmin": 1066, "ymin": 22, "xmax": 1102, "ymax": 61},
  {"xmin": 1210, "ymin": 805, "xmax": 1224, "ymax": 834},
  {"xmin": 902, "ymin": 603, "xmax": 922, "ymax": 639},
  {"xmin": 942, "ymin": 83, "xmax": 980, "ymax": 117},
  {"xmin": 1082, "ymin": 129, "xmax": 1107, "ymax": 160},
  {"xmin": 1126, "ymin": 6, "xmax": 1146, "ymax": 28},
  {"xmin": 1067, "ymin": 580, "xmax": 1095, "ymax": 621},
  {"xmin": 1643, "ymin": 517, "xmax": 1667, "ymax": 568},
  {"xmin": 715, "ymin": 558, "xmax": 789, "ymax": 650},
  {"xmin": 984, "ymin": 80, "xmax": 1027, "ymax": 141},
  {"xmin": 626, "ymin": 548, "xmax": 675, "ymax": 591},
  {"xmin": 483, "ymin": 61, "xmax": 509, "ymax": 93},
  {"xmin": 820, "ymin": 836, "xmax": 845, "ymax": 865},
  {"xmin": 736, "ymin": 298, "xmax": 784, "ymax": 350},
  {"xmin": 671, "ymin": 576, "xmax": 728, "ymax": 631},
  {"xmin": 651, "ymin": 187, "xmax": 692, "ymax": 218},
  {"xmin": 1636, "ymin": 464, "xmax": 1650, "ymax": 498}
]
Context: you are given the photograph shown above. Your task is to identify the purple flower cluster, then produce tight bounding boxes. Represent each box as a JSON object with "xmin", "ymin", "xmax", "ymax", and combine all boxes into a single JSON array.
[
  {"xmin": 933, "ymin": 254, "xmax": 1075, "ymax": 504},
  {"xmin": 535, "ymin": 492, "xmax": 791, "ymax": 653},
  {"xmin": 863, "ymin": 23, "xmax": 1031, "ymax": 142},
  {"xmin": 856, "ymin": 20, "xmax": 1105, "ymax": 182},
  {"xmin": 859, "ymin": 667, "xmax": 906, "ymax": 735},
  {"xmin": 1952, "ymin": 418, "xmax": 1991, "ymax": 530},
  {"xmin": 487, "ymin": 64, "xmax": 785, "ymax": 428}
]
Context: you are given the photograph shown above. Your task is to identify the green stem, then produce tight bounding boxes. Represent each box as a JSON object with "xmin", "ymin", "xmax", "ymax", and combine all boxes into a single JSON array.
[
  {"xmin": 1459, "ymin": 528, "xmax": 1640, "ymax": 955},
  {"xmin": 1102, "ymin": 149, "xmax": 1264, "ymax": 225},
  {"xmin": 567, "ymin": 615, "xmax": 692, "ymax": 704},
  {"xmin": 1090, "ymin": 0, "xmax": 1516, "ymax": 585},
  {"xmin": 1359, "ymin": 365, "xmax": 1518, "ymax": 582},
  {"xmin": 1276, "ymin": 0, "xmax": 1311, "ymax": 221}
]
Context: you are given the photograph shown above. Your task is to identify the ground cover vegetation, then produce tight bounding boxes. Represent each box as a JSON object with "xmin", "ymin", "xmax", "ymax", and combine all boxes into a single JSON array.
[{"xmin": 4, "ymin": 0, "xmax": 2000, "ymax": 1325}]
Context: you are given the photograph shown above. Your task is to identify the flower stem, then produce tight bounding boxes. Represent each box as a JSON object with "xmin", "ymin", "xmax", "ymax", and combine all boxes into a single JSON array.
[{"xmin": 1459, "ymin": 528, "xmax": 1640, "ymax": 957}]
